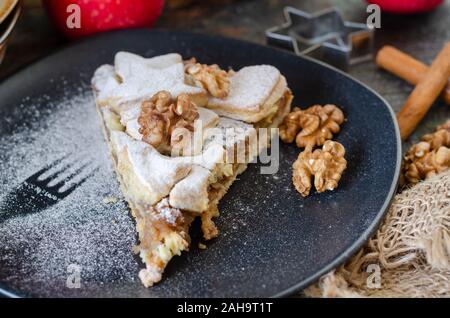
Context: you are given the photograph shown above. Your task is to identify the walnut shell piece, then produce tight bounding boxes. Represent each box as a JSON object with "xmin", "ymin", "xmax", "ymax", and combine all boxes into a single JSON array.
[
  {"xmin": 138, "ymin": 91, "xmax": 199, "ymax": 154},
  {"xmin": 185, "ymin": 58, "xmax": 230, "ymax": 98},
  {"xmin": 279, "ymin": 104, "xmax": 344, "ymax": 149},
  {"xmin": 401, "ymin": 120, "xmax": 450, "ymax": 185},
  {"xmin": 292, "ymin": 141, "xmax": 347, "ymax": 197}
]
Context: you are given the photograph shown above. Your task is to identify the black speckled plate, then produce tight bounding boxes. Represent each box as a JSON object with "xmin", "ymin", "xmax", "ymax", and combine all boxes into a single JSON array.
[{"xmin": 0, "ymin": 30, "xmax": 401, "ymax": 298}]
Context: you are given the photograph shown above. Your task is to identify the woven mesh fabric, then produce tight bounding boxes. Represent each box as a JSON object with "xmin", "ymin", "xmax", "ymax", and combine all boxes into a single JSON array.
[{"xmin": 305, "ymin": 170, "xmax": 450, "ymax": 298}]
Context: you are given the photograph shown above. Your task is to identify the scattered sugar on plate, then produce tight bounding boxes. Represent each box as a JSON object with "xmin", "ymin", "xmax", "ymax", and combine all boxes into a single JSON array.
[
  {"xmin": 103, "ymin": 196, "xmax": 119, "ymax": 204},
  {"xmin": 0, "ymin": 87, "xmax": 138, "ymax": 297}
]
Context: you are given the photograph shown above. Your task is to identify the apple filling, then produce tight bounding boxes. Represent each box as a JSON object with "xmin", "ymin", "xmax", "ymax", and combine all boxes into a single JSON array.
[{"xmin": 254, "ymin": 90, "xmax": 293, "ymax": 128}]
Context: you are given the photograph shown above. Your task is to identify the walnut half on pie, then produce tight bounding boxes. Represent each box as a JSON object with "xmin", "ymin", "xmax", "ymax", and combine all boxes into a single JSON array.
[{"xmin": 91, "ymin": 52, "xmax": 293, "ymax": 287}]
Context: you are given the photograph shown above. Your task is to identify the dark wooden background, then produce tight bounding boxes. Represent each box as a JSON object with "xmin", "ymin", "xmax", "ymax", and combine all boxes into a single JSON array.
[{"xmin": 2, "ymin": 0, "xmax": 450, "ymax": 144}]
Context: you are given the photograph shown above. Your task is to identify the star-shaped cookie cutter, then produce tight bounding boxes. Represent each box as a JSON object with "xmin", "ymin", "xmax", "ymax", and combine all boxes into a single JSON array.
[{"xmin": 266, "ymin": 6, "xmax": 374, "ymax": 70}]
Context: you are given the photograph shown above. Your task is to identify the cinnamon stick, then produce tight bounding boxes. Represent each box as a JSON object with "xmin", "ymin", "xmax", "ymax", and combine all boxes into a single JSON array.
[
  {"xmin": 397, "ymin": 43, "xmax": 450, "ymax": 140},
  {"xmin": 376, "ymin": 46, "xmax": 450, "ymax": 104}
]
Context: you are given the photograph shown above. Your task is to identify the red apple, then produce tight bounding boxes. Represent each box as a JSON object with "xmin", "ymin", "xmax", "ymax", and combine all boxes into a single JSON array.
[
  {"xmin": 366, "ymin": 0, "xmax": 444, "ymax": 14},
  {"xmin": 43, "ymin": 0, "xmax": 165, "ymax": 40}
]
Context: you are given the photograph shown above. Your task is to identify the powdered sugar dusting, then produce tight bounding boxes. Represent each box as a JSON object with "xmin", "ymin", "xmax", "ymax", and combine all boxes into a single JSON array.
[
  {"xmin": 209, "ymin": 65, "xmax": 280, "ymax": 111},
  {"xmin": 0, "ymin": 86, "xmax": 139, "ymax": 297},
  {"xmin": 92, "ymin": 52, "xmax": 204, "ymax": 104}
]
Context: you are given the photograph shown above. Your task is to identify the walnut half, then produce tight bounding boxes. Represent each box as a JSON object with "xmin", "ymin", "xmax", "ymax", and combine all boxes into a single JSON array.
[
  {"xmin": 138, "ymin": 91, "xmax": 199, "ymax": 155},
  {"xmin": 185, "ymin": 58, "xmax": 230, "ymax": 98},
  {"xmin": 293, "ymin": 141, "xmax": 347, "ymax": 197},
  {"xmin": 401, "ymin": 120, "xmax": 450, "ymax": 185},
  {"xmin": 280, "ymin": 104, "xmax": 344, "ymax": 150}
]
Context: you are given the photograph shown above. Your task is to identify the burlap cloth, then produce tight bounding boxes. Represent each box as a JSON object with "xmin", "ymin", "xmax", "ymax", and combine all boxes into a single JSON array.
[{"xmin": 304, "ymin": 170, "xmax": 450, "ymax": 298}]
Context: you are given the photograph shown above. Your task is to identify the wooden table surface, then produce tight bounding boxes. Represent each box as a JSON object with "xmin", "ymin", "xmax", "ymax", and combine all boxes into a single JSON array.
[{"xmin": 2, "ymin": 0, "xmax": 450, "ymax": 145}]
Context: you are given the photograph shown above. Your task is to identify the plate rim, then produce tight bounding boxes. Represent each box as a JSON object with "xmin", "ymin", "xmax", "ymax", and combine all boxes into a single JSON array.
[{"xmin": 0, "ymin": 29, "xmax": 402, "ymax": 298}]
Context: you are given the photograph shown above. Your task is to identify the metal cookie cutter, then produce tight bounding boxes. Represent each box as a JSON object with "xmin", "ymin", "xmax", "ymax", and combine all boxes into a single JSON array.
[{"xmin": 266, "ymin": 6, "xmax": 374, "ymax": 70}]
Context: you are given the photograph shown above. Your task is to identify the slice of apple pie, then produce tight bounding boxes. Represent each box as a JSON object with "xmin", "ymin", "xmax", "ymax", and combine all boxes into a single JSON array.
[{"xmin": 92, "ymin": 52, "xmax": 292, "ymax": 286}]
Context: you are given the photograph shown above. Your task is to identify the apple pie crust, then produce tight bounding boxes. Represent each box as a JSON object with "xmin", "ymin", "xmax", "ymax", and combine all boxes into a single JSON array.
[{"xmin": 92, "ymin": 52, "xmax": 293, "ymax": 287}]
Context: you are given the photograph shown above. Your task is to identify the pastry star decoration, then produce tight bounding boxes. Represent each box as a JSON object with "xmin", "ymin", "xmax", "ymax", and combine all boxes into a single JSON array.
[{"xmin": 109, "ymin": 54, "xmax": 204, "ymax": 102}]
